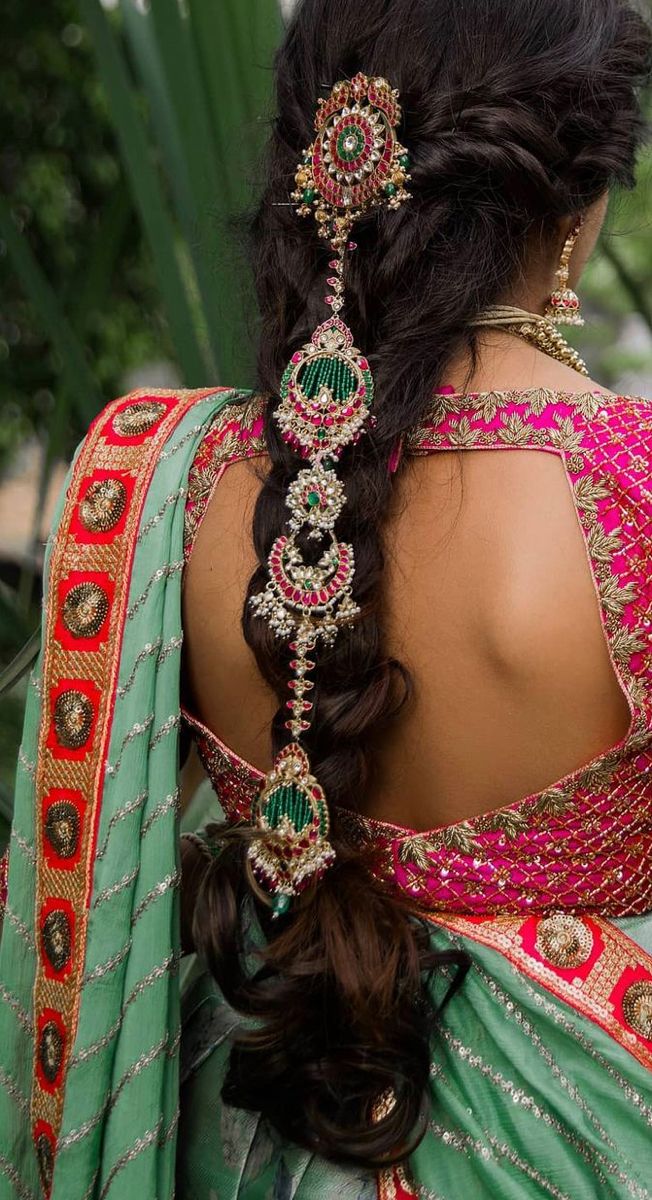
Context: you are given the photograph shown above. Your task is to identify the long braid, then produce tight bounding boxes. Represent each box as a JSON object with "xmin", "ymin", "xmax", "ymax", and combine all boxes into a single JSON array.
[{"xmin": 192, "ymin": 0, "xmax": 652, "ymax": 1166}]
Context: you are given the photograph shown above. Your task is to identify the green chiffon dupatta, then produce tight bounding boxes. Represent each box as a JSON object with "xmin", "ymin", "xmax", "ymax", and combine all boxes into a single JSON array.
[{"xmin": 0, "ymin": 387, "xmax": 235, "ymax": 1199}]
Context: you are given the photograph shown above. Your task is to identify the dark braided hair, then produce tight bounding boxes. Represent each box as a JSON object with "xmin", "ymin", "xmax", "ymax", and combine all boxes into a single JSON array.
[{"xmin": 193, "ymin": 0, "xmax": 652, "ymax": 1168}]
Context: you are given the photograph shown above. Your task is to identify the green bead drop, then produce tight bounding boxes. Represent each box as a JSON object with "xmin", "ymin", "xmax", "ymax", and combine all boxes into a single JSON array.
[
  {"xmin": 303, "ymin": 188, "xmax": 316, "ymax": 204},
  {"xmin": 272, "ymin": 893, "xmax": 291, "ymax": 919},
  {"xmin": 385, "ymin": 182, "xmax": 397, "ymax": 197}
]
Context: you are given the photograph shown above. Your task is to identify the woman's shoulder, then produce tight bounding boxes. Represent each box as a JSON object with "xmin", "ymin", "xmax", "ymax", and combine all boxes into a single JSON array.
[
  {"xmin": 584, "ymin": 387, "xmax": 652, "ymax": 437},
  {"xmin": 190, "ymin": 387, "xmax": 268, "ymax": 463},
  {"xmin": 183, "ymin": 389, "xmax": 268, "ymax": 563},
  {"xmin": 82, "ymin": 384, "xmax": 260, "ymax": 445},
  {"xmin": 46, "ymin": 385, "xmax": 260, "ymax": 555},
  {"xmin": 68, "ymin": 384, "xmax": 267, "ymax": 499}
]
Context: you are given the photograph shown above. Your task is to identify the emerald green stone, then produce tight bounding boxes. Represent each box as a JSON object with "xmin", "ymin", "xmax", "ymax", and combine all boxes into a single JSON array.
[
  {"xmin": 385, "ymin": 182, "xmax": 397, "ymax": 197},
  {"xmin": 399, "ymin": 154, "xmax": 410, "ymax": 169},
  {"xmin": 307, "ymin": 491, "xmax": 320, "ymax": 508},
  {"xmin": 317, "ymin": 428, "xmax": 326, "ymax": 439},
  {"xmin": 272, "ymin": 893, "xmax": 292, "ymax": 919},
  {"xmin": 303, "ymin": 188, "xmax": 316, "ymax": 204},
  {"xmin": 337, "ymin": 126, "xmax": 365, "ymax": 162}
]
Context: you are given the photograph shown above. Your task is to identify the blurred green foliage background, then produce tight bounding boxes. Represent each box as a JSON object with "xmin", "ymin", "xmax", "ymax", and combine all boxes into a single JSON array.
[
  {"xmin": 0, "ymin": 0, "xmax": 282, "ymax": 837},
  {"xmin": 0, "ymin": 0, "xmax": 651, "ymax": 842}
]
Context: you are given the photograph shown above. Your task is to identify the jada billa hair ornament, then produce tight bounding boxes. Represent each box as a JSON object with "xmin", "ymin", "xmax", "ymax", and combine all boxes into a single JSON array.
[{"xmin": 248, "ymin": 73, "xmax": 411, "ymax": 917}]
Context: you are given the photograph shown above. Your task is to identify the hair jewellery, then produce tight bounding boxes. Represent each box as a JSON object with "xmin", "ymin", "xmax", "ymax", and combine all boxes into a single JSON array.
[{"xmin": 248, "ymin": 73, "xmax": 412, "ymax": 916}]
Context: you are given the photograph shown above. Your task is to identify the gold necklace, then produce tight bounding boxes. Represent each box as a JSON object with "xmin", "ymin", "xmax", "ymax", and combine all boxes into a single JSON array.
[{"xmin": 470, "ymin": 305, "xmax": 589, "ymax": 377}]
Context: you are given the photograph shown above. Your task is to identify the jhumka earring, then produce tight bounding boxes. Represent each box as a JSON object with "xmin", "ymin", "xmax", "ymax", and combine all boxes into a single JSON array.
[
  {"xmin": 248, "ymin": 73, "xmax": 411, "ymax": 917},
  {"xmin": 544, "ymin": 216, "xmax": 585, "ymax": 327}
]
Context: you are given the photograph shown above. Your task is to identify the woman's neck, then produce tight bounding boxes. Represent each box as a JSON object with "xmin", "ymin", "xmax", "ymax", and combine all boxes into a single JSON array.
[{"xmin": 443, "ymin": 328, "xmax": 603, "ymax": 396}]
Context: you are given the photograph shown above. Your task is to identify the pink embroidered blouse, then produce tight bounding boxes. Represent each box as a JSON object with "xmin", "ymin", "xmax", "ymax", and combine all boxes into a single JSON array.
[{"xmin": 182, "ymin": 387, "xmax": 652, "ymax": 919}]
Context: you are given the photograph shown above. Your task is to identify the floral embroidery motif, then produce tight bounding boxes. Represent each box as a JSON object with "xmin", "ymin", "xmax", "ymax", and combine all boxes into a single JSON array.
[
  {"xmin": 79, "ymin": 477, "xmax": 127, "ymax": 533},
  {"xmin": 42, "ymin": 795, "xmax": 82, "ymax": 866},
  {"xmin": 184, "ymin": 388, "xmax": 652, "ymax": 921},
  {"xmin": 40, "ymin": 906, "xmax": 73, "ymax": 977},
  {"xmin": 61, "ymin": 581, "xmax": 110, "ymax": 639},
  {"xmin": 35, "ymin": 1121, "xmax": 55, "ymax": 1193},
  {"xmin": 536, "ymin": 914, "xmax": 594, "ymax": 968},
  {"xmin": 37, "ymin": 1012, "xmax": 65, "ymax": 1088}
]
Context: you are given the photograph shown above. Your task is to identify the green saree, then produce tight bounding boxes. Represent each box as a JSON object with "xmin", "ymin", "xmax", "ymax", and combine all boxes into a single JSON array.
[{"xmin": 1, "ymin": 386, "xmax": 652, "ymax": 1200}]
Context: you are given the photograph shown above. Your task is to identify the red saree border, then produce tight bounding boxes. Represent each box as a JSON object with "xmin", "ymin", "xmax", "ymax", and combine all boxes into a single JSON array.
[
  {"xmin": 31, "ymin": 386, "xmax": 228, "ymax": 1192},
  {"xmin": 377, "ymin": 1165, "xmax": 419, "ymax": 1199},
  {"xmin": 426, "ymin": 911, "xmax": 652, "ymax": 1073}
]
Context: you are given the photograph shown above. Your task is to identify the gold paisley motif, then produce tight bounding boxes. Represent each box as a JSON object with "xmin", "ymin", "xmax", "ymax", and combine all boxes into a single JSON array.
[
  {"xmin": 528, "ymin": 786, "xmax": 570, "ymax": 821},
  {"xmin": 399, "ymin": 821, "xmax": 480, "ymax": 861},
  {"xmin": 398, "ymin": 836, "xmax": 436, "ymax": 873},
  {"xmin": 475, "ymin": 808, "xmax": 530, "ymax": 838},
  {"xmin": 587, "ymin": 523, "xmax": 622, "ymax": 565},
  {"xmin": 609, "ymin": 625, "xmax": 647, "ymax": 669}
]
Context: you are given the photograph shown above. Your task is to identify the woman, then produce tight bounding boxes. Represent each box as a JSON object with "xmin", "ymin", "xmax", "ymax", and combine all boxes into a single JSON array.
[{"xmin": 2, "ymin": 0, "xmax": 652, "ymax": 1196}]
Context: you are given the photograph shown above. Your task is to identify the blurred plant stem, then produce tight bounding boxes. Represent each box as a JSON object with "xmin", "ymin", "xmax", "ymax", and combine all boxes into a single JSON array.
[{"xmin": 599, "ymin": 239, "xmax": 652, "ymax": 334}]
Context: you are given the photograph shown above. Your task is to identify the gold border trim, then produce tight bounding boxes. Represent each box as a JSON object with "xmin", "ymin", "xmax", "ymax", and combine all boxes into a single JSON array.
[
  {"xmin": 427, "ymin": 911, "xmax": 652, "ymax": 1073},
  {"xmin": 31, "ymin": 388, "xmax": 224, "ymax": 1181}
]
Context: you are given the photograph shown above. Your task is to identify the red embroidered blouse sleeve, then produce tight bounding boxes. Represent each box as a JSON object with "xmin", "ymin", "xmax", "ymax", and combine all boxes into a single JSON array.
[{"xmin": 183, "ymin": 392, "xmax": 268, "ymax": 563}]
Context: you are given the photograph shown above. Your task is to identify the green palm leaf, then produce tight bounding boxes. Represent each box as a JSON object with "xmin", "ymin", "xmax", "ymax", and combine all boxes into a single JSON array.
[{"xmin": 79, "ymin": 0, "xmax": 209, "ymax": 383}]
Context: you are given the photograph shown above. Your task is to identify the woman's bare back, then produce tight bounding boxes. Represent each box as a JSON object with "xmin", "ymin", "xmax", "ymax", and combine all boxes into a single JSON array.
[{"xmin": 182, "ymin": 344, "xmax": 631, "ymax": 831}]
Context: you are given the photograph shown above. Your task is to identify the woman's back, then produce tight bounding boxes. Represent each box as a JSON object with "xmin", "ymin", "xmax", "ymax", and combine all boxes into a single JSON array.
[{"xmin": 182, "ymin": 343, "xmax": 633, "ymax": 833}]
